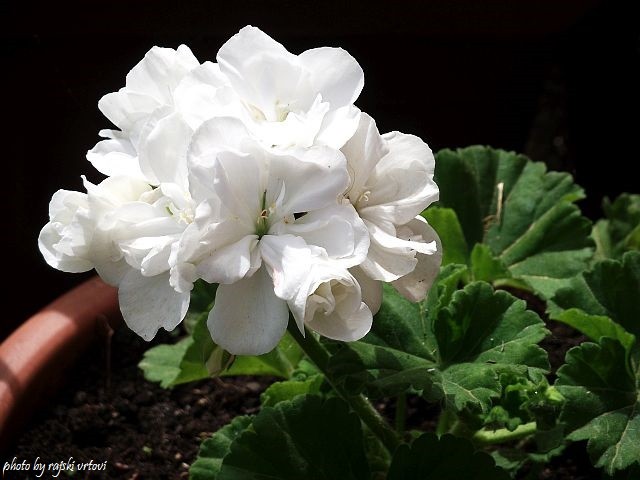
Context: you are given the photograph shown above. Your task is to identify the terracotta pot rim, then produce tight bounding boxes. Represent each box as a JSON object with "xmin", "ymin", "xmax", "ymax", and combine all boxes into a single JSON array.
[{"xmin": 0, "ymin": 276, "xmax": 121, "ymax": 452}]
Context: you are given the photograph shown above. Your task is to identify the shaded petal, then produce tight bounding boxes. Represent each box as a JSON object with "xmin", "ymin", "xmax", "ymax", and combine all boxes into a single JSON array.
[
  {"xmin": 208, "ymin": 267, "xmax": 288, "ymax": 355},
  {"xmin": 38, "ymin": 222, "xmax": 94, "ymax": 273},
  {"xmin": 360, "ymin": 218, "xmax": 436, "ymax": 282},
  {"xmin": 392, "ymin": 217, "xmax": 442, "ymax": 302},
  {"xmin": 259, "ymin": 234, "xmax": 312, "ymax": 301},
  {"xmin": 351, "ymin": 265, "xmax": 383, "ymax": 315},
  {"xmin": 274, "ymin": 202, "xmax": 369, "ymax": 268},
  {"xmin": 196, "ymin": 234, "xmax": 260, "ymax": 284},
  {"xmin": 299, "ymin": 46, "xmax": 364, "ymax": 107},
  {"xmin": 98, "ymin": 91, "xmax": 160, "ymax": 134},
  {"xmin": 118, "ymin": 270, "xmax": 190, "ymax": 341}
]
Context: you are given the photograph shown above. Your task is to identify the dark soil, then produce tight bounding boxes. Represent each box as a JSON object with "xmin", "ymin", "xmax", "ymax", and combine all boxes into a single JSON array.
[{"xmin": 7, "ymin": 318, "xmax": 601, "ymax": 479}]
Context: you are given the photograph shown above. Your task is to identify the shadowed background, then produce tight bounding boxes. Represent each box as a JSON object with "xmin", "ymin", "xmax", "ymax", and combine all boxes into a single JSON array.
[{"xmin": 2, "ymin": 0, "xmax": 638, "ymax": 339}]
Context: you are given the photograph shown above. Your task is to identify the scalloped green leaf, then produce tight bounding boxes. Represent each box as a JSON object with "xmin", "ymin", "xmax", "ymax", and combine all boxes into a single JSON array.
[
  {"xmin": 328, "ymin": 282, "xmax": 549, "ymax": 415},
  {"xmin": 422, "ymin": 206, "xmax": 469, "ymax": 265},
  {"xmin": 555, "ymin": 338, "xmax": 639, "ymax": 475},
  {"xmin": 593, "ymin": 193, "xmax": 640, "ymax": 261},
  {"xmin": 260, "ymin": 374, "xmax": 324, "ymax": 407},
  {"xmin": 387, "ymin": 433, "xmax": 510, "ymax": 480},
  {"xmin": 217, "ymin": 395, "xmax": 370, "ymax": 480},
  {"xmin": 189, "ymin": 416, "xmax": 253, "ymax": 480},
  {"xmin": 549, "ymin": 252, "xmax": 640, "ymax": 349},
  {"xmin": 434, "ymin": 146, "xmax": 594, "ymax": 299}
]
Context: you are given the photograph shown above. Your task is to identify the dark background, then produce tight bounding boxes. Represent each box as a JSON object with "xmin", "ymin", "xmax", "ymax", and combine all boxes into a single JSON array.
[{"xmin": 2, "ymin": 0, "xmax": 639, "ymax": 339}]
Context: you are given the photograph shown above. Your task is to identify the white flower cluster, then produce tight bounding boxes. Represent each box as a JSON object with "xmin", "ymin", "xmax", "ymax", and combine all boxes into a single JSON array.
[{"xmin": 39, "ymin": 26, "xmax": 441, "ymax": 355}]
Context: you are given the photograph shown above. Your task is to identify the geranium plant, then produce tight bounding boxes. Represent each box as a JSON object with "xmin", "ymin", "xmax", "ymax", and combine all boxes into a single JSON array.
[{"xmin": 39, "ymin": 26, "xmax": 639, "ymax": 479}]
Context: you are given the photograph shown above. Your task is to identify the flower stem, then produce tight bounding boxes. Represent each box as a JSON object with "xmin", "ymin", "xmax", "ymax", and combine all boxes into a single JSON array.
[
  {"xmin": 395, "ymin": 393, "xmax": 406, "ymax": 435},
  {"xmin": 472, "ymin": 422, "xmax": 537, "ymax": 446},
  {"xmin": 286, "ymin": 320, "xmax": 401, "ymax": 454}
]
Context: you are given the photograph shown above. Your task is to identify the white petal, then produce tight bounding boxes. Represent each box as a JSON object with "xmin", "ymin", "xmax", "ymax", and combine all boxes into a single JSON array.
[
  {"xmin": 38, "ymin": 222, "xmax": 94, "ymax": 273},
  {"xmin": 291, "ymin": 261, "xmax": 372, "ymax": 342},
  {"xmin": 362, "ymin": 132, "xmax": 438, "ymax": 225},
  {"xmin": 208, "ymin": 267, "xmax": 288, "ymax": 355},
  {"xmin": 392, "ymin": 217, "xmax": 442, "ymax": 302},
  {"xmin": 259, "ymin": 234, "xmax": 312, "ymax": 301},
  {"xmin": 118, "ymin": 269, "xmax": 190, "ymax": 341},
  {"xmin": 196, "ymin": 234, "xmax": 260, "ymax": 284},
  {"xmin": 315, "ymin": 104, "xmax": 362, "ymax": 149},
  {"xmin": 138, "ymin": 111, "xmax": 192, "ymax": 189},
  {"xmin": 98, "ymin": 91, "xmax": 160, "ymax": 134},
  {"xmin": 341, "ymin": 112, "xmax": 388, "ymax": 201},
  {"xmin": 87, "ymin": 135, "xmax": 146, "ymax": 180},
  {"xmin": 299, "ymin": 46, "xmax": 364, "ymax": 107},
  {"xmin": 274, "ymin": 203, "xmax": 369, "ymax": 268},
  {"xmin": 125, "ymin": 45, "xmax": 199, "ymax": 104},
  {"xmin": 267, "ymin": 147, "xmax": 349, "ymax": 218},
  {"xmin": 217, "ymin": 26, "xmax": 307, "ymax": 119}
]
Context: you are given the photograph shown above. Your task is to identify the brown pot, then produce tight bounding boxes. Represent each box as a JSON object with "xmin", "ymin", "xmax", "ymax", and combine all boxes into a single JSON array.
[{"xmin": 0, "ymin": 277, "xmax": 121, "ymax": 452}]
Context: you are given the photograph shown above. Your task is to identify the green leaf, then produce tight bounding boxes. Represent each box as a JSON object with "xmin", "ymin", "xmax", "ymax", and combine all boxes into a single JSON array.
[
  {"xmin": 329, "ymin": 282, "xmax": 549, "ymax": 416},
  {"xmin": 387, "ymin": 433, "xmax": 510, "ymax": 480},
  {"xmin": 140, "ymin": 314, "xmax": 304, "ymax": 388},
  {"xmin": 422, "ymin": 206, "xmax": 469, "ymax": 265},
  {"xmin": 434, "ymin": 146, "xmax": 594, "ymax": 299},
  {"xmin": 189, "ymin": 416, "xmax": 253, "ymax": 480},
  {"xmin": 184, "ymin": 280, "xmax": 218, "ymax": 333},
  {"xmin": 139, "ymin": 338, "xmax": 192, "ymax": 388},
  {"xmin": 260, "ymin": 374, "xmax": 324, "ymax": 407},
  {"xmin": 593, "ymin": 194, "xmax": 640, "ymax": 261},
  {"xmin": 555, "ymin": 338, "xmax": 639, "ymax": 475},
  {"xmin": 469, "ymin": 244, "xmax": 511, "ymax": 283},
  {"xmin": 217, "ymin": 395, "xmax": 370, "ymax": 480},
  {"xmin": 549, "ymin": 251, "xmax": 640, "ymax": 349}
]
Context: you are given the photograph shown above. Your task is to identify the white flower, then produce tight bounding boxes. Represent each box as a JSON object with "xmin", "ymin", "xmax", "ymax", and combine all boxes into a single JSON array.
[
  {"xmin": 173, "ymin": 117, "xmax": 370, "ymax": 354},
  {"xmin": 215, "ymin": 26, "xmax": 364, "ymax": 149},
  {"xmin": 39, "ymin": 176, "xmax": 194, "ymax": 340},
  {"xmin": 342, "ymin": 113, "xmax": 442, "ymax": 303}
]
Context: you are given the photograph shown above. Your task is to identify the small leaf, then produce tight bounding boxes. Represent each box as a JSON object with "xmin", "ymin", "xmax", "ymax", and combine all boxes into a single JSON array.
[
  {"xmin": 469, "ymin": 244, "xmax": 511, "ymax": 283},
  {"xmin": 260, "ymin": 374, "xmax": 324, "ymax": 407},
  {"xmin": 555, "ymin": 338, "xmax": 639, "ymax": 475},
  {"xmin": 189, "ymin": 416, "xmax": 253, "ymax": 480},
  {"xmin": 387, "ymin": 433, "xmax": 510, "ymax": 480},
  {"xmin": 217, "ymin": 395, "xmax": 370, "ymax": 480},
  {"xmin": 593, "ymin": 193, "xmax": 640, "ymax": 261},
  {"xmin": 422, "ymin": 206, "xmax": 469, "ymax": 265}
]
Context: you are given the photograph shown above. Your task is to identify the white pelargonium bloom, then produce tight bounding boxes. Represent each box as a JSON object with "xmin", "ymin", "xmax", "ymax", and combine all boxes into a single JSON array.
[
  {"xmin": 39, "ymin": 176, "xmax": 195, "ymax": 340},
  {"xmin": 215, "ymin": 25, "xmax": 364, "ymax": 150},
  {"xmin": 172, "ymin": 117, "xmax": 371, "ymax": 355},
  {"xmin": 342, "ymin": 113, "xmax": 442, "ymax": 308}
]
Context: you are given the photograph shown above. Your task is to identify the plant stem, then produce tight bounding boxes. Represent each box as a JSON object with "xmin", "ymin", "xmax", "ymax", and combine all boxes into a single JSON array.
[
  {"xmin": 287, "ymin": 320, "xmax": 401, "ymax": 454},
  {"xmin": 472, "ymin": 422, "xmax": 537, "ymax": 446},
  {"xmin": 394, "ymin": 393, "xmax": 406, "ymax": 435}
]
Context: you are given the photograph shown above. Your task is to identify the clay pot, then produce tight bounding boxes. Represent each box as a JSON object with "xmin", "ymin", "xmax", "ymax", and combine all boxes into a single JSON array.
[{"xmin": 0, "ymin": 277, "xmax": 121, "ymax": 452}]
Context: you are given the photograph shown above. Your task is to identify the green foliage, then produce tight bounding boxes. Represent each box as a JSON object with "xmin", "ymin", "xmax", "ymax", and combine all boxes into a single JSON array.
[
  {"xmin": 328, "ymin": 281, "xmax": 549, "ymax": 417},
  {"xmin": 593, "ymin": 194, "xmax": 640, "ymax": 261},
  {"xmin": 430, "ymin": 146, "xmax": 594, "ymax": 299},
  {"xmin": 549, "ymin": 252, "xmax": 639, "ymax": 351},
  {"xmin": 260, "ymin": 374, "xmax": 324, "ymax": 407},
  {"xmin": 190, "ymin": 416, "xmax": 253, "ymax": 480},
  {"xmin": 216, "ymin": 396, "xmax": 370, "ymax": 480},
  {"xmin": 140, "ymin": 315, "xmax": 304, "ymax": 387},
  {"xmin": 387, "ymin": 433, "xmax": 510, "ymax": 480},
  {"xmin": 556, "ymin": 338, "xmax": 639, "ymax": 475}
]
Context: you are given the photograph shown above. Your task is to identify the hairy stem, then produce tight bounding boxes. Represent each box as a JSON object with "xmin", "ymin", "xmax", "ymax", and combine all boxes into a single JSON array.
[{"xmin": 287, "ymin": 320, "xmax": 401, "ymax": 454}]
